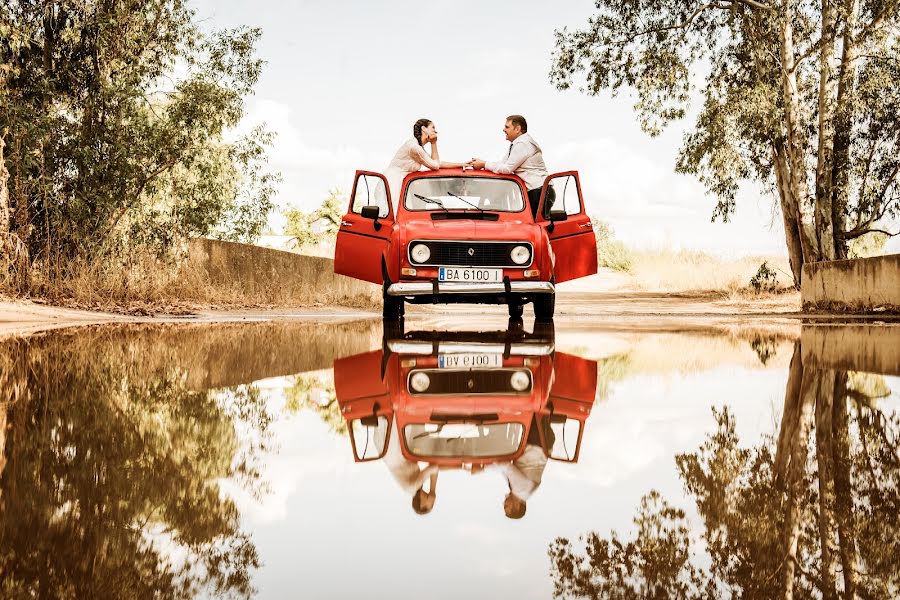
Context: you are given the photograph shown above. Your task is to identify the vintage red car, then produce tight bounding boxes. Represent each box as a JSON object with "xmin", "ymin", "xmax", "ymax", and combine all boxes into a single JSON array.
[
  {"xmin": 333, "ymin": 168, "xmax": 598, "ymax": 320},
  {"xmin": 333, "ymin": 326, "xmax": 597, "ymax": 468}
]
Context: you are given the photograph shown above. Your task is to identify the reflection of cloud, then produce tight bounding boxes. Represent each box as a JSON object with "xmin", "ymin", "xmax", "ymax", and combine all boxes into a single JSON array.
[
  {"xmin": 563, "ymin": 368, "xmax": 783, "ymax": 488},
  {"xmin": 221, "ymin": 389, "xmax": 351, "ymax": 524}
]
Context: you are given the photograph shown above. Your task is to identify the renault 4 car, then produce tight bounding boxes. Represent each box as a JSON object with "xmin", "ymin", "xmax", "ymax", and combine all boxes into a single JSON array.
[
  {"xmin": 333, "ymin": 168, "xmax": 598, "ymax": 320},
  {"xmin": 333, "ymin": 326, "xmax": 597, "ymax": 468}
]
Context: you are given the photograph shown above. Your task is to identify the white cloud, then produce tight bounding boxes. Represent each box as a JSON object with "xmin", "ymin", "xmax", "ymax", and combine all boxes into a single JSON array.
[{"xmin": 238, "ymin": 99, "xmax": 371, "ymax": 213}]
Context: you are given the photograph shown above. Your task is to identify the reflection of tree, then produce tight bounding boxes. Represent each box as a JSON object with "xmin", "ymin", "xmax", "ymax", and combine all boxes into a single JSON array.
[
  {"xmin": 0, "ymin": 335, "xmax": 272, "ymax": 598},
  {"xmin": 549, "ymin": 342, "xmax": 899, "ymax": 599},
  {"xmin": 285, "ymin": 372, "xmax": 345, "ymax": 434}
]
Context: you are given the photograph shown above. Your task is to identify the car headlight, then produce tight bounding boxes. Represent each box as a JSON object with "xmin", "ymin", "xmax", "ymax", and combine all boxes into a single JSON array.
[
  {"xmin": 410, "ymin": 372, "xmax": 431, "ymax": 392},
  {"xmin": 510, "ymin": 371, "xmax": 530, "ymax": 392},
  {"xmin": 510, "ymin": 245, "xmax": 530, "ymax": 265},
  {"xmin": 411, "ymin": 243, "xmax": 431, "ymax": 264}
]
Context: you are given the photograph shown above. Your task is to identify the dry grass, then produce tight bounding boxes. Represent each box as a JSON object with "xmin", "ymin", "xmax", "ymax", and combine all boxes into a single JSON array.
[
  {"xmin": 6, "ymin": 250, "xmax": 379, "ymax": 314},
  {"xmin": 626, "ymin": 248, "xmax": 796, "ymax": 297}
]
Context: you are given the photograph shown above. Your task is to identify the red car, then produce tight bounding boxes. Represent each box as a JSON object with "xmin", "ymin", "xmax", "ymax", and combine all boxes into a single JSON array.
[
  {"xmin": 334, "ymin": 168, "xmax": 598, "ymax": 320},
  {"xmin": 334, "ymin": 326, "xmax": 597, "ymax": 468}
]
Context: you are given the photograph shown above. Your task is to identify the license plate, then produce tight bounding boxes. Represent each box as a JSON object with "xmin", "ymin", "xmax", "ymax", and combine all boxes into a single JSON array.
[
  {"xmin": 438, "ymin": 267, "xmax": 502, "ymax": 282},
  {"xmin": 438, "ymin": 353, "xmax": 502, "ymax": 369}
]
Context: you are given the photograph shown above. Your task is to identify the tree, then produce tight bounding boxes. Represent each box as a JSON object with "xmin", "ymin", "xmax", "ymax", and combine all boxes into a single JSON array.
[
  {"xmin": 551, "ymin": 1, "xmax": 900, "ymax": 287},
  {"xmin": 284, "ymin": 188, "xmax": 345, "ymax": 248},
  {"xmin": 0, "ymin": 0, "xmax": 278, "ymax": 285},
  {"xmin": 549, "ymin": 347, "xmax": 900, "ymax": 598},
  {"xmin": 0, "ymin": 332, "xmax": 273, "ymax": 598}
]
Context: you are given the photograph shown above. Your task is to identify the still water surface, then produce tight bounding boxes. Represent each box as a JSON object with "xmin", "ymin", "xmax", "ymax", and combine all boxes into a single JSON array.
[{"xmin": 1, "ymin": 319, "xmax": 898, "ymax": 599}]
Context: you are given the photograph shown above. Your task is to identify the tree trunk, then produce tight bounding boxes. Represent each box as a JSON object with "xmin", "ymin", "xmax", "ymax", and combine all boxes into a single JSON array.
[
  {"xmin": 814, "ymin": 0, "xmax": 837, "ymax": 261},
  {"xmin": 814, "ymin": 370, "xmax": 838, "ymax": 600},
  {"xmin": 830, "ymin": 0, "xmax": 861, "ymax": 260},
  {"xmin": 774, "ymin": 145, "xmax": 806, "ymax": 287},
  {"xmin": 776, "ymin": 340, "xmax": 804, "ymax": 483},
  {"xmin": 0, "ymin": 136, "xmax": 9, "ymax": 236},
  {"xmin": 782, "ymin": 362, "xmax": 815, "ymax": 600},
  {"xmin": 832, "ymin": 373, "xmax": 859, "ymax": 598},
  {"xmin": 779, "ymin": 1, "xmax": 821, "ymax": 267}
]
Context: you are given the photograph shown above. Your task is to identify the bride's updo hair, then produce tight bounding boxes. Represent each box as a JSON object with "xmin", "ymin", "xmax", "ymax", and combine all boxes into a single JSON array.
[{"xmin": 413, "ymin": 119, "xmax": 432, "ymax": 146}]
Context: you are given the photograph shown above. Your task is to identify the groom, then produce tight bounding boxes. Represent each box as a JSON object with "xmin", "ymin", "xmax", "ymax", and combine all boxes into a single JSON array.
[{"xmin": 467, "ymin": 115, "xmax": 548, "ymax": 218}]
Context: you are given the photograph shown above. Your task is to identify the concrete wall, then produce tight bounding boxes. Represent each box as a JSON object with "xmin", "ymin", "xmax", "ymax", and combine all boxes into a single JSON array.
[
  {"xmin": 801, "ymin": 254, "xmax": 900, "ymax": 311},
  {"xmin": 188, "ymin": 238, "xmax": 377, "ymax": 304},
  {"xmin": 802, "ymin": 325, "xmax": 900, "ymax": 376}
]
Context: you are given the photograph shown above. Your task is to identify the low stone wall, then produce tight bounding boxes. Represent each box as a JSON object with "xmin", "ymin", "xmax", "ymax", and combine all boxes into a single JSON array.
[
  {"xmin": 188, "ymin": 238, "xmax": 377, "ymax": 304},
  {"xmin": 801, "ymin": 325, "xmax": 900, "ymax": 376},
  {"xmin": 801, "ymin": 254, "xmax": 900, "ymax": 311}
]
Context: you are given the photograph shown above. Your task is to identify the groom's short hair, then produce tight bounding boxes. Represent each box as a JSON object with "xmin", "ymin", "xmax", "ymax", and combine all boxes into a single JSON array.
[{"xmin": 506, "ymin": 114, "xmax": 527, "ymax": 133}]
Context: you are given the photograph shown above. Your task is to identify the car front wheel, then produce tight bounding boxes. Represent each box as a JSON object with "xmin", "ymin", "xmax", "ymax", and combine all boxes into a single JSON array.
[
  {"xmin": 508, "ymin": 301, "xmax": 524, "ymax": 320},
  {"xmin": 382, "ymin": 279, "xmax": 404, "ymax": 320},
  {"xmin": 533, "ymin": 293, "xmax": 555, "ymax": 322}
]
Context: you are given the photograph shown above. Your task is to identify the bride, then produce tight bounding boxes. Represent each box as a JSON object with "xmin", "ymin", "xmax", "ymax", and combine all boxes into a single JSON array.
[{"xmin": 384, "ymin": 118, "xmax": 463, "ymax": 211}]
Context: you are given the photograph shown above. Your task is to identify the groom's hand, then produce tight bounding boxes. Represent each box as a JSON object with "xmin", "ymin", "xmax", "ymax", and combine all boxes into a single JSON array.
[{"xmin": 469, "ymin": 159, "xmax": 486, "ymax": 170}]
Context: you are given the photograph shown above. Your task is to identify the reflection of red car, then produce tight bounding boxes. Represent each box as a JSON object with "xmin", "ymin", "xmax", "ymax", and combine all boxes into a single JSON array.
[
  {"xmin": 334, "ymin": 327, "xmax": 597, "ymax": 468},
  {"xmin": 333, "ymin": 169, "xmax": 598, "ymax": 320}
]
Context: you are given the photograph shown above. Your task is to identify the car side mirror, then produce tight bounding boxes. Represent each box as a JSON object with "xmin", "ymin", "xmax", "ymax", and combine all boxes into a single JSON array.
[
  {"xmin": 549, "ymin": 211, "xmax": 568, "ymax": 222},
  {"xmin": 360, "ymin": 205, "xmax": 382, "ymax": 231}
]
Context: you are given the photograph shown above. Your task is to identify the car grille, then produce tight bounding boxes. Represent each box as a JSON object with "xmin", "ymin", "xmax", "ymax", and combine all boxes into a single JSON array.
[
  {"xmin": 408, "ymin": 369, "xmax": 532, "ymax": 395},
  {"xmin": 409, "ymin": 241, "xmax": 531, "ymax": 268}
]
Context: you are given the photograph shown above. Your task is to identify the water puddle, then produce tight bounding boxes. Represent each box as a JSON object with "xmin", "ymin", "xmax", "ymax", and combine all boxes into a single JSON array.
[{"xmin": 1, "ymin": 319, "xmax": 898, "ymax": 598}]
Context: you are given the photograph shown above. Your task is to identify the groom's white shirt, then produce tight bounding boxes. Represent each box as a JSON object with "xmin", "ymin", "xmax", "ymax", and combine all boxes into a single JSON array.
[{"xmin": 485, "ymin": 133, "xmax": 548, "ymax": 191}]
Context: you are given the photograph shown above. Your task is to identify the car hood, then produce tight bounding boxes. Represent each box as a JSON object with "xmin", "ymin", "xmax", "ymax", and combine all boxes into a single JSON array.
[{"xmin": 402, "ymin": 218, "xmax": 536, "ymax": 241}]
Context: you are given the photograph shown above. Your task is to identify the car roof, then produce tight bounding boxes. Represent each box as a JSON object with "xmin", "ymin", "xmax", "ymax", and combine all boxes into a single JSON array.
[{"xmin": 403, "ymin": 167, "xmax": 526, "ymax": 184}]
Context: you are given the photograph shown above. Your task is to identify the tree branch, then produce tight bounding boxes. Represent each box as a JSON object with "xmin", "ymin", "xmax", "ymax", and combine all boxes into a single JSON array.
[
  {"xmin": 841, "ymin": 227, "xmax": 899, "ymax": 240},
  {"xmin": 737, "ymin": 0, "xmax": 773, "ymax": 10},
  {"xmin": 619, "ymin": 3, "xmax": 725, "ymax": 45}
]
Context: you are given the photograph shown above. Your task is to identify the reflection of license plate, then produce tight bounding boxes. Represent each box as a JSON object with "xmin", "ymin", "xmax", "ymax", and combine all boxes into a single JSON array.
[
  {"xmin": 438, "ymin": 267, "xmax": 502, "ymax": 282},
  {"xmin": 438, "ymin": 353, "xmax": 502, "ymax": 369}
]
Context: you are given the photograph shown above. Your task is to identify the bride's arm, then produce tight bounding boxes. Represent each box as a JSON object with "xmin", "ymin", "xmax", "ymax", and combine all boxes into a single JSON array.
[{"xmin": 412, "ymin": 141, "xmax": 463, "ymax": 169}]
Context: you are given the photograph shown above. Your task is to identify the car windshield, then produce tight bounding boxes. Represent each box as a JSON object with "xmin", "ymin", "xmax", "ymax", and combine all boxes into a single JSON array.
[
  {"xmin": 404, "ymin": 177, "xmax": 525, "ymax": 212},
  {"xmin": 403, "ymin": 423, "xmax": 525, "ymax": 458}
]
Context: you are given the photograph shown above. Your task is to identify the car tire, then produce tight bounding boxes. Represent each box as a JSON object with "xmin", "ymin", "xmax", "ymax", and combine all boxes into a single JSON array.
[
  {"xmin": 508, "ymin": 301, "xmax": 524, "ymax": 320},
  {"xmin": 382, "ymin": 276, "xmax": 404, "ymax": 320},
  {"xmin": 533, "ymin": 293, "xmax": 555, "ymax": 322}
]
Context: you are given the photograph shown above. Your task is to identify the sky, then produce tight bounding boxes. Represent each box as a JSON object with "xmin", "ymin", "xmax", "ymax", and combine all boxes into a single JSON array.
[{"xmin": 192, "ymin": 0, "xmax": 801, "ymax": 256}]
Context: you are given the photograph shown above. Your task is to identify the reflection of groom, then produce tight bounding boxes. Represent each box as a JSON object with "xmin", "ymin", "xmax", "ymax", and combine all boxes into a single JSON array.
[{"xmin": 468, "ymin": 115, "xmax": 548, "ymax": 219}]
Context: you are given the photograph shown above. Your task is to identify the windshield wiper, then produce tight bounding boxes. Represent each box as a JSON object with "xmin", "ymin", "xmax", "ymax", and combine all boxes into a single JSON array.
[
  {"xmin": 413, "ymin": 193, "xmax": 448, "ymax": 211},
  {"xmin": 446, "ymin": 191, "xmax": 484, "ymax": 212},
  {"xmin": 413, "ymin": 423, "xmax": 444, "ymax": 440}
]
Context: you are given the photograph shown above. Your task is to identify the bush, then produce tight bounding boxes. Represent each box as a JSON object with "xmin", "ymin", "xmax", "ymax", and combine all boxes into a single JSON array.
[
  {"xmin": 593, "ymin": 218, "xmax": 634, "ymax": 272},
  {"xmin": 749, "ymin": 261, "xmax": 779, "ymax": 293}
]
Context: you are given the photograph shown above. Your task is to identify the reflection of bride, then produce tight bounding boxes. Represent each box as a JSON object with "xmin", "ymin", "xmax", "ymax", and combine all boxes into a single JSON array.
[{"xmin": 384, "ymin": 118, "xmax": 463, "ymax": 212}]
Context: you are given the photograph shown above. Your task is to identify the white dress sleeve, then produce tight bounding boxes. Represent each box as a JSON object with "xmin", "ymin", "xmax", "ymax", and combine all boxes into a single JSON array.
[{"xmin": 409, "ymin": 143, "xmax": 441, "ymax": 170}]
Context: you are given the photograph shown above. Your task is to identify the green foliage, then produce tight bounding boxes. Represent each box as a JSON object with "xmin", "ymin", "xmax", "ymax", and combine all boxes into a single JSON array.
[
  {"xmin": 548, "ymin": 364, "xmax": 900, "ymax": 598},
  {"xmin": 847, "ymin": 230, "xmax": 888, "ymax": 258},
  {"xmin": 0, "ymin": 1, "xmax": 279, "ymax": 280},
  {"xmin": 749, "ymin": 261, "xmax": 779, "ymax": 293},
  {"xmin": 284, "ymin": 372, "xmax": 345, "ymax": 434},
  {"xmin": 592, "ymin": 217, "xmax": 634, "ymax": 272},
  {"xmin": 551, "ymin": 1, "xmax": 900, "ymax": 263},
  {"xmin": 0, "ymin": 332, "xmax": 273, "ymax": 598},
  {"xmin": 284, "ymin": 188, "xmax": 345, "ymax": 248}
]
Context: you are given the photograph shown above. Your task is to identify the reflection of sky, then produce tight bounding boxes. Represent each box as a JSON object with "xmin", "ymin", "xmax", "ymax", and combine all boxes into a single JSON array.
[{"xmin": 235, "ymin": 352, "xmax": 792, "ymax": 598}]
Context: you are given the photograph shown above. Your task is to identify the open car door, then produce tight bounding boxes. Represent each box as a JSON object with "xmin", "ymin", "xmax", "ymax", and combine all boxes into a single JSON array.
[
  {"xmin": 536, "ymin": 351, "xmax": 598, "ymax": 462},
  {"xmin": 334, "ymin": 350, "xmax": 393, "ymax": 462},
  {"xmin": 334, "ymin": 171, "xmax": 394, "ymax": 284},
  {"xmin": 536, "ymin": 172, "xmax": 598, "ymax": 283}
]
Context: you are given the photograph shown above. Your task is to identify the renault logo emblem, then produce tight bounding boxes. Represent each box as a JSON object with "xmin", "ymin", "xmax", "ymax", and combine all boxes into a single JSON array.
[{"xmin": 468, "ymin": 247, "xmax": 475, "ymax": 256}]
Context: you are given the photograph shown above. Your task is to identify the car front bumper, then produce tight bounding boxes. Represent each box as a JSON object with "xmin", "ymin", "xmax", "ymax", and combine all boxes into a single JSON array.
[{"xmin": 386, "ymin": 281, "xmax": 555, "ymax": 296}]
